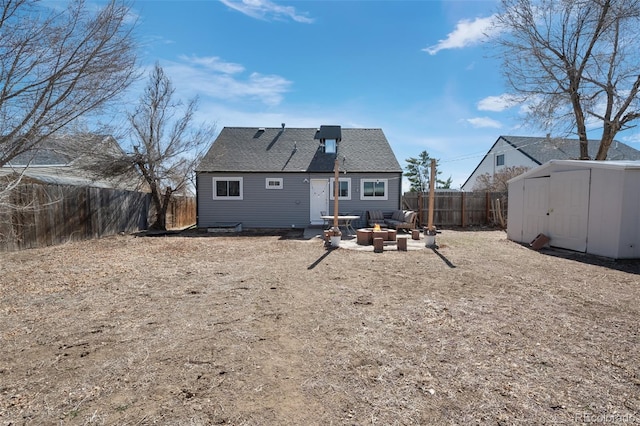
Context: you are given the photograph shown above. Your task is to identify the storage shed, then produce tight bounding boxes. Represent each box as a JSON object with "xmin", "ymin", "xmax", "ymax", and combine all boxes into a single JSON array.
[{"xmin": 507, "ymin": 160, "xmax": 640, "ymax": 259}]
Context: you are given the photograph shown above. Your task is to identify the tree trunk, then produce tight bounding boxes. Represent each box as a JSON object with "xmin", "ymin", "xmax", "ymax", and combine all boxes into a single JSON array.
[
  {"xmin": 570, "ymin": 84, "xmax": 591, "ymax": 160},
  {"xmin": 595, "ymin": 123, "xmax": 617, "ymax": 160},
  {"xmin": 149, "ymin": 185, "xmax": 167, "ymax": 231},
  {"xmin": 149, "ymin": 186, "xmax": 171, "ymax": 231}
]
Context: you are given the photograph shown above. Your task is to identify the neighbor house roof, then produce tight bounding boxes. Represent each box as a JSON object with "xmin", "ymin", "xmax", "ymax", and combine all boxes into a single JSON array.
[
  {"xmin": 0, "ymin": 134, "xmax": 143, "ymax": 190},
  {"xmin": 196, "ymin": 126, "xmax": 402, "ymax": 173},
  {"xmin": 462, "ymin": 135, "xmax": 640, "ymax": 189},
  {"xmin": 499, "ymin": 135, "xmax": 640, "ymax": 164}
]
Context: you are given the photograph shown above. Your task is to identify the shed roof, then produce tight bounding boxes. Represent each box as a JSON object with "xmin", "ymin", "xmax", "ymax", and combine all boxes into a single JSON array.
[
  {"xmin": 508, "ymin": 159, "xmax": 640, "ymax": 183},
  {"xmin": 196, "ymin": 127, "xmax": 402, "ymax": 173}
]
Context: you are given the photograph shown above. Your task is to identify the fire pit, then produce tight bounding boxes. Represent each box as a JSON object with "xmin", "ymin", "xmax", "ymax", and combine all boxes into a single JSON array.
[{"xmin": 356, "ymin": 227, "xmax": 397, "ymax": 245}]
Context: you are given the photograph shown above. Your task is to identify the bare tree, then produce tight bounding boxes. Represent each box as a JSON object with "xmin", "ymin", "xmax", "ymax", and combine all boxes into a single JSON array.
[
  {"xmin": 493, "ymin": 0, "xmax": 640, "ymax": 160},
  {"xmin": 472, "ymin": 166, "xmax": 530, "ymax": 192},
  {"xmin": 121, "ymin": 63, "xmax": 215, "ymax": 231},
  {"xmin": 0, "ymin": 0, "xmax": 138, "ymax": 168}
]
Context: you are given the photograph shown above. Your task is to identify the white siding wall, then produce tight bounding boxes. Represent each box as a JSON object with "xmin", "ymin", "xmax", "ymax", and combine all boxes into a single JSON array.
[
  {"xmin": 462, "ymin": 138, "xmax": 539, "ymax": 191},
  {"xmin": 508, "ymin": 161, "xmax": 640, "ymax": 259},
  {"xmin": 618, "ymin": 170, "xmax": 640, "ymax": 258},
  {"xmin": 587, "ymin": 168, "xmax": 624, "ymax": 258}
]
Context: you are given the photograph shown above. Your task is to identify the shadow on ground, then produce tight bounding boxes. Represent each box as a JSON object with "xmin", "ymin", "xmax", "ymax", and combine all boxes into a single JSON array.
[
  {"xmin": 534, "ymin": 246, "xmax": 640, "ymax": 275},
  {"xmin": 136, "ymin": 227, "xmax": 306, "ymax": 241}
]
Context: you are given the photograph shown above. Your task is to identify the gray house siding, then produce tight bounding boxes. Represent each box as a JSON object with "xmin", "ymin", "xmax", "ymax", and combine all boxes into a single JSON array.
[
  {"xmin": 197, "ymin": 171, "xmax": 402, "ymax": 229},
  {"xmin": 197, "ymin": 172, "xmax": 310, "ymax": 228},
  {"xmin": 328, "ymin": 171, "xmax": 401, "ymax": 209}
]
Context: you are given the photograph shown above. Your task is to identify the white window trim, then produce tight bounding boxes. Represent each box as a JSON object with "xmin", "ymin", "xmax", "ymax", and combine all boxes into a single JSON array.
[
  {"xmin": 213, "ymin": 177, "xmax": 243, "ymax": 200},
  {"xmin": 265, "ymin": 177, "xmax": 283, "ymax": 189},
  {"xmin": 360, "ymin": 178, "xmax": 388, "ymax": 200},
  {"xmin": 329, "ymin": 177, "xmax": 351, "ymax": 200}
]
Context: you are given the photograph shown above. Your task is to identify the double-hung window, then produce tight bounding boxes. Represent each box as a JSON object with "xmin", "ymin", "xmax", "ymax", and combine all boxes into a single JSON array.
[
  {"xmin": 361, "ymin": 179, "xmax": 388, "ymax": 200},
  {"xmin": 213, "ymin": 177, "xmax": 243, "ymax": 200},
  {"xmin": 329, "ymin": 178, "xmax": 351, "ymax": 200}
]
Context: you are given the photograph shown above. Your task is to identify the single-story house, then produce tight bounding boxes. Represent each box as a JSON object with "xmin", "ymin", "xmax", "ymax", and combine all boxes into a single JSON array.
[
  {"xmin": 507, "ymin": 159, "xmax": 640, "ymax": 259},
  {"xmin": 195, "ymin": 125, "xmax": 404, "ymax": 229},
  {"xmin": 462, "ymin": 135, "xmax": 640, "ymax": 191}
]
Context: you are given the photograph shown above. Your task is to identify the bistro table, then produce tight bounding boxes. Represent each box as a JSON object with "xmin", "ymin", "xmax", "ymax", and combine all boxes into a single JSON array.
[{"xmin": 321, "ymin": 215, "xmax": 360, "ymax": 235}]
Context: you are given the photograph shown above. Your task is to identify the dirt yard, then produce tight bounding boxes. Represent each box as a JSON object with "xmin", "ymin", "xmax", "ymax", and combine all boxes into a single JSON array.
[{"xmin": 1, "ymin": 229, "xmax": 638, "ymax": 425}]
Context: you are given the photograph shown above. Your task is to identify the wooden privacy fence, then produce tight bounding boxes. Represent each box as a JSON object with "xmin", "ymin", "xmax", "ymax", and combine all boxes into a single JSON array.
[
  {"xmin": 402, "ymin": 191, "xmax": 508, "ymax": 228},
  {"xmin": 166, "ymin": 195, "xmax": 196, "ymax": 230},
  {"xmin": 0, "ymin": 183, "xmax": 196, "ymax": 252}
]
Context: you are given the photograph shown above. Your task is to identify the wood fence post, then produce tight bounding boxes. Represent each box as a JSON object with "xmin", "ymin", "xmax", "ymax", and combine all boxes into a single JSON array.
[
  {"xmin": 417, "ymin": 192, "xmax": 422, "ymax": 227},
  {"xmin": 485, "ymin": 191, "xmax": 490, "ymax": 224},
  {"xmin": 461, "ymin": 191, "xmax": 466, "ymax": 227},
  {"xmin": 428, "ymin": 159, "xmax": 435, "ymax": 231}
]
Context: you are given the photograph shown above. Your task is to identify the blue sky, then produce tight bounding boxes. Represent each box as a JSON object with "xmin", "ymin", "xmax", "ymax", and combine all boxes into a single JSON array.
[{"xmin": 127, "ymin": 0, "xmax": 640, "ymax": 190}]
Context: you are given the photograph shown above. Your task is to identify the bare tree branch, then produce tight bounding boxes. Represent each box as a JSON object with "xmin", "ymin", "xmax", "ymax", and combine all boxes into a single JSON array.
[
  {"xmin": 493, "ymin": 0, "xmax": 640, "ymax": 160},
  {"xmin": 0, "ymin": 0, "xmax": 138, "ymax": 168}
]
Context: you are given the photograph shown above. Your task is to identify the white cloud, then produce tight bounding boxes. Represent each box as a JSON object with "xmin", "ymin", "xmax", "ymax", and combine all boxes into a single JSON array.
[
  {"xmin": 219, "ymin": 0, "xmax": 313, "ymax": 23},
  {"xmin": 162, "ymin": 56, "xmax": 292, "ymax": 107},
  {"xmin": 423, "ymin": 15, "xmax": 498, "ymax": 55},
  {"xmin": 466, "ymin": 117, "xmax": 502, "ymax": 129},
  {"xmin": 477, "ymin": 94, "xmax": 521, "ymax": 112},
  {"xmin": 178, "ymin": 55, "xmax": 245, "ymax": 74}
]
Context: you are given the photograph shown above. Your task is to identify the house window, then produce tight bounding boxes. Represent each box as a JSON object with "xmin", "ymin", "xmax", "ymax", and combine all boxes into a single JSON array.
[
  {"xmin": 329, "ymin": 178, "xmax": 351, "ymax": 200},
  {"xmin": 213, "ymin": 177, "xmax": 243, "ymax": 200},
  {"xmin": 496, "ymin": 154, "xmax": 505, "ymax": 166},
  {"xmin": 323, "ymin": 139, "xmax": 337, "ymax": 154},
  {"xmin": 265, "ymin": 178, "xmax": 283, "ymax": 189},
  {"xmin": 361, "ymin": 179, "xmax": 388, "ymax": 200}
]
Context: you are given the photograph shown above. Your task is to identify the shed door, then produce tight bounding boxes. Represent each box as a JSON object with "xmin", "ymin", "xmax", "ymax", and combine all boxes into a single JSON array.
[
  {"xmin": 310, "ymin": 179, "xmax": 329, "ymax": 225},
  {"xmin": 549, "ymin": 170, "xmax": 591, "ymax": 252},
  {"xmin": 522, "ymin": 177, "xmax": 550, "ymax": 243}
]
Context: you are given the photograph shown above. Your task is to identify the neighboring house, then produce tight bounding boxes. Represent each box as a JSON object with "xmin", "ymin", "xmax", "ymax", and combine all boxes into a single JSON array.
[
  {"xmin": 195, "ymin": 125, "xmax": 403, "ymax": 229},
  {"xmin": 0, "ymin": 134, "xmax": 142, "ymax": 190},
  {"xmin": 461, "ymin": 135, "xmax": 640, "ymax": 191}
]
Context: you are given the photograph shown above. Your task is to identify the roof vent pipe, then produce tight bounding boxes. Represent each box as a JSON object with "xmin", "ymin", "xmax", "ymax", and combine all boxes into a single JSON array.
[{"xmin": 281, "ymin": 123, "xmax": 285, "ymax": 130}]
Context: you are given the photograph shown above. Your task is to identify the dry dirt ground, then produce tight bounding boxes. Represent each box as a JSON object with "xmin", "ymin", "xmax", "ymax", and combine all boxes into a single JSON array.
[{"xmin": 1, "ymin": 229, "xmax": 639, "ymax": 425}]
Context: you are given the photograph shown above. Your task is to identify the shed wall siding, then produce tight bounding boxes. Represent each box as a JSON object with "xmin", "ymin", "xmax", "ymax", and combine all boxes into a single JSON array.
[
  {"xmin": 506, "ymin": 179, "xmax": 524, "ymax": 242},
  {"xmin": 618, "ymin": 170, "xmax": 640, "ymax": 258},
  {"xmin": 197, "ymin": 172, "xmax": 402, "ymax": 229},
  {"xmin": 586, "ymin": 168, "xmax": 624, "ymax": 258},
  {"xmin": 508, "ymin": 160, "xmax": 640, "ymax": 259}
]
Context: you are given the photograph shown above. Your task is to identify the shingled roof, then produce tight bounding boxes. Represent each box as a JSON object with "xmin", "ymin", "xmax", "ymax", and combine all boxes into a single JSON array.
[
  {"xmin": 500, "ymin": 135, "xmax": 640, "ymax": 164},
  {"xmin": 196, "ymin": 127, "xmax": 402, "ymax": 173},
  {"xmin": 0, "ymin": 134, "xmax": 142, "ymax": 190}
]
